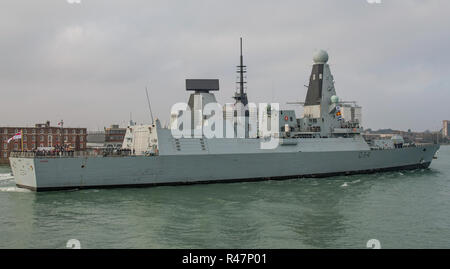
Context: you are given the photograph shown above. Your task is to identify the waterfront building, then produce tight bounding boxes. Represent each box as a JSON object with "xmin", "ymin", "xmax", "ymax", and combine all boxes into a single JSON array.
[
  {"xmin": 0, "ymin": 121, "xmax": 87, "ymax": 164},
  {"xmin": 104, "ymin": 124, "xmax": 126, "ymax": 150},
  {"xmin": 443, "ymin": 120, "xmax": 449, "ymax": 138}
]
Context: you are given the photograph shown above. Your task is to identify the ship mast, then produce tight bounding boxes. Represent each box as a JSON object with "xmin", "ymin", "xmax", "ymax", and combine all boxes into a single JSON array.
[{"xmin": 234, "ymin": 37, "xmax": 248, "ymax": 106}]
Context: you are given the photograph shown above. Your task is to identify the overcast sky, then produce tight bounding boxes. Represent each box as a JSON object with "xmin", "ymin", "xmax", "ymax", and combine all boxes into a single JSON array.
[{"xmin": 0, "ymin": 0, "xmax": 449, "ymax": 131}]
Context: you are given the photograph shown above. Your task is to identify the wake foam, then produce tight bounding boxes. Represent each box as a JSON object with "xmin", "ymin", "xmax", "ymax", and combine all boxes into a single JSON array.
[
  {"xmin": 0, "ymin": 173, "xmax": 14, "ymax": 181},
  {"xmin": 0, "ymin": 186, "xmax": 31, "ymax": 193}
]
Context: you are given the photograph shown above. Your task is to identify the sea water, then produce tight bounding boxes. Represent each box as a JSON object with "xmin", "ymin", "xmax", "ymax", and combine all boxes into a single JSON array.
[{"xmin": 0, "ymin": 146, "xmax": 449, "ymax": 248}]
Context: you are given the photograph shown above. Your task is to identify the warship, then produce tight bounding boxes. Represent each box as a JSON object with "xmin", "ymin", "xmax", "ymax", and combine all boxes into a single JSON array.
[{"xmin": 10, "ymin": 41, "xmax": 439, "ymax": 191}]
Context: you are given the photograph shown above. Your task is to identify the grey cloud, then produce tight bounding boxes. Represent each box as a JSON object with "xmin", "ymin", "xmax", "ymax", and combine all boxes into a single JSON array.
[{"xmin": 0, "ymin": 0, "xmax": 449, "ymax": 131}]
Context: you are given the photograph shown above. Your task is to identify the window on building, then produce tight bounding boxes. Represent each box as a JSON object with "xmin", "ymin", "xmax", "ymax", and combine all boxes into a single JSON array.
[
  {"xmin": 15, "ymin": 129, "xmax": 18, "ymax": 133},
  {"xmin": 319, "ymin": 73, "xmax": 323, "ymax": 79},
  {"xmin": 24, "ymin": 136, "xmax": 27, "ymax": 141},
  {"xmin": 32, "ymin": 129, "xmax": 36, "ymax": 134},
  {"xmin": 23, "ymin": 129, "xmax": 27, "ymax": 134},
  {"xmin": 3, "ymin": 152, "xmax": 7, "ymax": 158},
  {"xmin": 80, "ymin": 136, "xmax": 84, "ymax": 142},
  {"xmin": 72, "ymin": 130, "xmax": 76, "ymax": 134},
  {"xmin": 64, "ymin": 136, "xmax": 68, "ymax": 142},
  {"xmin": 14, "ymin": 144, "xmax": 18, "ymax": 150},
  {"xmin": 3, "ymin": 143, "xmax": 7, "ymax": 149},
  {"xmin": 40, "ymin": 129, "xmax": 44, "ymax": 134},
  {"xmin": 40, "ymin": 135, "xmax": 44, "ymax": 142},
  {"xmin": 3, "ymin": 129, "xmax": 6, "ymax": 134},
  {"xmin": 32, "ymin": 136, "xmax": 36, "ymax": 142},
  {"xmin": 64, "ymin": 130, "xmax": 68, "ymax": 134}
]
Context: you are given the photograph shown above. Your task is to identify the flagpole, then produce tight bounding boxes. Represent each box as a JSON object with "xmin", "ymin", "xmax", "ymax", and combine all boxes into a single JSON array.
[{"xmin": 21, "ymin": 129, "xmax": 23, "ymax": 152}]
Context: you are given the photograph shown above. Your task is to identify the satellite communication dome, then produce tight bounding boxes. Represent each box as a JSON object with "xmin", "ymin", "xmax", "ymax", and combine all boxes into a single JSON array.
[
  {"xmin": 313, "ymin": 49, "xmax": 329, "ymax": 64},
  {"xmin": 330, "ymin": 95, "xmax": 339, "ymax": 103}
]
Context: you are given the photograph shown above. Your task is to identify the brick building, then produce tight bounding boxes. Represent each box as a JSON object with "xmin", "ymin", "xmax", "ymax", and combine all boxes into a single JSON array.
[
  {"xmin": 444, "ymin": 120, "xmax": 449, "ymax": 138},
  {"xmin": 0, "ymin": 121, "xmax": 87, "ymax": 164},
  {"xmin": 104, "ymin": 124, "xmax": 126, "ymax": 149}
]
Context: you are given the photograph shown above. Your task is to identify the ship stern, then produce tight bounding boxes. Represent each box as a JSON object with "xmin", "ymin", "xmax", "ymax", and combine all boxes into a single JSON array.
[{"xmin": 9, "ymin": 157, "xmax": 38, "ymax": 191}]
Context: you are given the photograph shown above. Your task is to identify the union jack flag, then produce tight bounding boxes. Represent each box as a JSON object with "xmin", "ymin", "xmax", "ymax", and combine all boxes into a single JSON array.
[{"xmin": 7, "ymin": 131, "xmax": 22, "ymax": 143}]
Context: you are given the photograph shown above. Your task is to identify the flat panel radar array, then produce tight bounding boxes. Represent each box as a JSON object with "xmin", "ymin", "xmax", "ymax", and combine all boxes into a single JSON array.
[{"xmin": 186, "ymin": 79, "xmax": 219, "ymax": 93}]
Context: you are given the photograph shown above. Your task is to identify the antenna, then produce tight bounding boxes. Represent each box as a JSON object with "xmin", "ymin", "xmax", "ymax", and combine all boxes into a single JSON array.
[
  {"xmin": 145, "ymin": 86, "xmax": 154, "ymax": 124},
  {"xmin": 233, "ymin": 37, "xmax": 248, "ymax": 106},
  {"xmin": 240, "ymin": 37, "xmax": 244, "ymax": 98}
]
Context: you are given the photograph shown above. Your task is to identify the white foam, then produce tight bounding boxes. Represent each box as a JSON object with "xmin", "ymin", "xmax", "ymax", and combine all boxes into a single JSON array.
[
  {"xmin": 0, "ymin": 186, "xmax": 31, "ymax": 193},
  {"xmin": 341, "ymin": 182, "xmax": 348, "ymax": 187},
  {"xmin": 0, "ymin": 173, "xmax": 14, "ymax": 181}
]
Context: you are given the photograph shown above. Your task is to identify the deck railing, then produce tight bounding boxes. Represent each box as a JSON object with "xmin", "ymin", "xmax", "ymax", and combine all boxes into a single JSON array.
[{"xmin": 9, "ymin": 150, "xmax": 134, "ymax": 158}]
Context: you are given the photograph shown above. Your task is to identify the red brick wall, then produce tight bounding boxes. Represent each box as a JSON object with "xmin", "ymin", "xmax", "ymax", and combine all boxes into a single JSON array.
[{"xmin": 0, "ymin": 126, "xmax": 87, "ymax": 164}]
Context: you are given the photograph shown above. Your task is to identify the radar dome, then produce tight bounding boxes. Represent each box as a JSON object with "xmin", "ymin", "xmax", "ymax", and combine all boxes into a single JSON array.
[
  {"xmin": 313, "ymin": 49, "xmax": 329, "ymax": 64},
  {"xmin": 330, "ymin": 95, "xmax": 339, "ymax": 103}
]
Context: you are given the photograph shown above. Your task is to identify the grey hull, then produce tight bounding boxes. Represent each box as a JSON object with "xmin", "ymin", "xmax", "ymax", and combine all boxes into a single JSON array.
[{"xmin": 10, "ymin": 144, "xmax": 439, "ymax": 192}]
